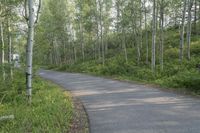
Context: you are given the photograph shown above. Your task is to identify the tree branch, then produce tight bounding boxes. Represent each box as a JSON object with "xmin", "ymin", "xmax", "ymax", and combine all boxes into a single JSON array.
[
  {"xmin": 35, "ymin": 0, "xmax": 42, "ymax": 24},
  {"xmin": 24, "ymin": 0, "xmax": 29, "ymax": 21}
]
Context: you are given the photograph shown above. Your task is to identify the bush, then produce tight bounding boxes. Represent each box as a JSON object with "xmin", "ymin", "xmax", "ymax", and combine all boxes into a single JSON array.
[
  {"xmin": 159, "ymin": 70, "xmax": 200, "ymax": 91},
  {"xmin": 191, "ymin": 42, "xmax": 200, "ymax": 55},
  {"xmin": 164, "ymin": 47, "xmax": 179, "ymax": 59}
]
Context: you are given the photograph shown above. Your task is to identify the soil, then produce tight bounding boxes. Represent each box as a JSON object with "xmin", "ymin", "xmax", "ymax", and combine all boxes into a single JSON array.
[{"xmin": 69, "ymin": 97, "xmax": 90, "ymax": 133}]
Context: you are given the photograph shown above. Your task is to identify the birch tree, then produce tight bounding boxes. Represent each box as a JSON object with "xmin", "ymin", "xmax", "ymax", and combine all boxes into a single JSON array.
[
  {"xmin": 179, "ymin": 0, "xmax": 187, "ymax": 62},
  {"xmin": 159, "ymin": 0, "xmax": 166, "ymax": 71},
  {"xmin": 24, "ymin": 0, "xmax": 41, "ymax": 103},
  {"xmin": 144, "ymin": 0, "xmax": 149, "ymax": 64},
  {"xmin": 186, "ymin": 0, "xmax": 194, "ymax": 60},
  {"xmin": 98, "ymin": 0, "xmax": 105, "ymax": 66},
  {"xmin": 152, "ymin": 0, "xmax": 156, "ymax": 72}
]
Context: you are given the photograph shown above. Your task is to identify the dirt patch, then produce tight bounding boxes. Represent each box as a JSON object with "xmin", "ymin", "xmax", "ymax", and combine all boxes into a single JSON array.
[{"xmin": 69, "ymin": 97, "xmax": 90, "ymax": 133}]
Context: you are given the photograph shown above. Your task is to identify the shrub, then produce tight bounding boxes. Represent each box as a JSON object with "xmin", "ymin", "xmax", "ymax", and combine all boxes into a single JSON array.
[
  {"xmin": 164, "ymin": 47, "xmax": 179, "ymax": 59},
  {"xmin": 191, "ymin": 42, "xmax": 200, "ymax": 55}
]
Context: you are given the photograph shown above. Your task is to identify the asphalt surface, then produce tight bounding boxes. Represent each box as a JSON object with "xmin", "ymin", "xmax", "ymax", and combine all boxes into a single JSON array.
[{"xmin": 39, "ymin": 70, "xmax": 200, "ymax": 133}]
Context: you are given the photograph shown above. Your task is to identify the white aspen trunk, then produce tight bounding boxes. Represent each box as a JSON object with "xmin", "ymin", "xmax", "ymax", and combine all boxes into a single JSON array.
[
  {"xmin": 72, "ymin": 31, "xmax": 77, "ymax": 62},
  {"xmin": 159, "ymin": 0, "xmax": 164, "ymax": 71},
  {"xmin": 152, "ymin": 0, "xmax": 156, "ymax": 72},
  {"xmin": 80, "ymin": 22, "xmax": 85, "ymax": 61},
  {"xmin": 94, "ymin": 0, "xmax": 100, "ymax": 61},
  {"xmin": 131, "ymin": 1, "xmax": 140, "ymax": 64},
  {"xmin": 179, "ymin": 0, "xmax": 187, "ymax": 62},
  {"xmin": 98, "ymin": 0, "xmax": 104, "ymax": 66},
  {"xmin": 8, "ymin": 19, "xmax": 13, "ymax": 79},
  {"xmin": 96, "ymin": 21, "xmax": 100, "ymax": 60},
  {"xmin": 140, "ymin": 0, "xmax": 143, "ymax": 50},
  {"xmin": 73, "ymin": 42, "xmax": 77, "ymax": 62},
  {"xmin": 0, "ymin": 21, "xmax": 5, "ymax": 80},
  {"xmin": 121, "ymin": 8, "xmax": 128, "ymax": 62},
  {"xmin": 155, "ymin": 2, "xmax": 159, "ymax": 33},
  {"xmin": 144, "ymin": 0, "xmax": 149, "ymax": 64},
  {"xmin": 26, "ymin": 0, "xmax": 34, "ymax": 102},
  {"xmin": 122, "ymin": 27, "xmax": 128, "ymax": 63},
  {"xmin": 0, "ymin": 22, "xmax": 4, "ymax": 64},
  {"xmin": 194, "ymin": 0, "xmax": 197, "ymax": 33},
  {"xmin": 104, "ymin": 28, "xmax": 108, "ymax": 55},
  {"xmin": 186, "ymin": 0, "xmax": 193, "ymax": 60},
  {"xmin": 8, "ymin": 19, "xmax": 12, "ymax": 64}
]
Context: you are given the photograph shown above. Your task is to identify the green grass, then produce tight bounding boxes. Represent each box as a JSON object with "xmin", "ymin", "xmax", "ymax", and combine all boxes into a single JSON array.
[{"xmin": 0, "ymin": 68, "xmax": 73, "ymax": 132}]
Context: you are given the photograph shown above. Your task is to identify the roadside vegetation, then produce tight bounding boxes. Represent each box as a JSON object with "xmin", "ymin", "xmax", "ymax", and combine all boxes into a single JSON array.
[
  {"xmin": 52, "ymin": 27, "xmax": 200, "ymax": 95},
  {"xmin": 31, "ymin": 0, "xmax": 200, "ymax": 95},
  {"xmin": 0, "ymin": 67, "xmax": 73, "ymax": 132}
]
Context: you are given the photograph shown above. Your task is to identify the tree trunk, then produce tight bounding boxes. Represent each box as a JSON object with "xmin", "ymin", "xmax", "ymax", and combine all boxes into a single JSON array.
[
  {"xmin": 79, "ymin": 22, "xmax": 85, "ymax": 61},
  {"xmin": 0, "ymin": 21, "xmax": 5, "ymax": 80},
  {"xmin": 0, "ymin": 22, "xmax": 4, "ymax": 64},
  {"xmin": 179, "ymin": 0, "xmax": 187, "ymax": 62},
  {"xmin": 98, "ymin": 0, "xmax": 104, "ymax": 66},
  {"xmin": 8, "ymin": 19, "xmax": 12, "ymax": 64},
  {"xmin": 152, "ymin": 0, "xmax": 156, "ymax": 72},
  {"xmin": 26, "ymin": 0, "xmax": 35, "ymax": 102},
  {"xmin": 159, "ymin": 0, "xmax": 164, "ymax": 71},
  {"xmin": 186, "ymin": 0, "xmax": 194, "ymax": 60},
  {"xmin": 194, "ymin": 0, "xmax": 197, "ymax": 34},
  {"xmin": 7, "ymin": 19, "xmax": 13, "ymax": 79},
  {"xmin": 122, "ymin": 27, "xmax": 128, "ymax": 63},
  {"xmin": 144, "ymin": 0, "xmax": 149, "ymax": 64}
]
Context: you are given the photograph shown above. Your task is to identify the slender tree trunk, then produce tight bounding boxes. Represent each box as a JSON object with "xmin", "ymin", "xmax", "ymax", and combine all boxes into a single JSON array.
[
  {"xmin": 96, "ymin": 15, "xmax": 100, "ymax": 61},
  {"xmin": 7, "ymin": 19, "xmax": 13, "ymax": 79},
  {"xmin": 0, "ymin": 21, "xmax": 5, "ymax": 80},
  {"xmin": 72, "ymin": 32, "xmax": 77, "ymax": 62},
  {"xmin": 179, "ymin": 0, "xmax": 187, "ymax": 62},
  {"xmin": 159, "ymin": 0, "xmax": 164, "ymax": 71},
  {"xmin": 96, "ymin": 22, "xmax": 100, "ymax": 61},
  {"xmin": 0, "ymin": 22, "xmax": 4, "ymax": 64},
  {"xmin": 8, "ymin": 19, "xmax": 12, "ymax": 64},
  {"xmin": 104, "ymin": 29, "xmax": 108, "ymax": 55},
  {"xmin": 131, "ymin": 1, "xmax": 140, "ymax": 64},
  {"xmin": 186, "ymin": 0, "xmax": 193, "ymax": 60},
  {"xmin": 152, "ymin": 0, "xmax": 156, "ymax": 72},
  {"xmin": 63, "ymin": 40, "xmax": 67, "ymax": 64},
  {"xmin": 122, "ymin": 27, "xmax": 128, "ymax": 63},
  {"xmin": 26, "ymin": 0, "xmax": 35, "ymax": 102},
  {"xmin": 79, "ymin": 22, "xmax": 85, "ymax": 61},
  {"xmin": 194, "ymin": 0, "xmax": 197, "ymax": 34},
  {"xmin": 139, "ymin": 0, "xmax": 143, "ymax": 50},
  {"xmin": 155, "ymin": 2, "xmax": 159, "ymax": 32},
  {"xmin": 144, "ymin": 0, "xmax": 149, "ymax": 64},
  {"xmin": 99, "ymin": 0, "xmax": 104, "ymax": 66}
]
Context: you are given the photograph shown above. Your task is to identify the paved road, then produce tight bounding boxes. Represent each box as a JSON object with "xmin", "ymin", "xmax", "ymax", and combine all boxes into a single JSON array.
[{"xmin": 39, "ymin": 70, "xmax": 200, "ymax": 133}]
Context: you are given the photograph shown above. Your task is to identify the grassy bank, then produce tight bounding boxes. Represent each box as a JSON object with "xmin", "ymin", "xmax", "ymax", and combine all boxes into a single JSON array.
[
  {"xmin": 50, "ymin": 28, "xmax": 200, "ymax": 96},
  {"xmin": 0, "ymin": 68, "xmax": 73, "ymax": 132}
]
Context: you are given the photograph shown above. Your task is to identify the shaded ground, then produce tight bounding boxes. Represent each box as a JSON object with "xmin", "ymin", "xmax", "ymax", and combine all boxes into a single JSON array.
[
  {"xmin": 39, "ymin": 70, "xmax": 200, "ymax": 133},
  {"xmin": 69, "ymin": 97, "xmax": 89, "ymax": 133}
]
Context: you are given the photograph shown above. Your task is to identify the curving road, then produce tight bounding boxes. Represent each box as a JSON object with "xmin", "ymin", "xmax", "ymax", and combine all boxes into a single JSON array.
[{"xmin": 39, "ymin": 70, "xmax": 200, "ymax": 133}]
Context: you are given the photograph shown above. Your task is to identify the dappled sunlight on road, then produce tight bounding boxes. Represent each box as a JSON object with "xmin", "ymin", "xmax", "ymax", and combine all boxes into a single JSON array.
[{"xmin": 40, "ymin": 70, "xmax": 200, "ymax": 133}]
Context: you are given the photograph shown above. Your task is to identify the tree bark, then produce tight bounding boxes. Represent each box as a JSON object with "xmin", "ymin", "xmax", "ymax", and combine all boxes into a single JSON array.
[
  {"xmin": 122, "ymin": 27, "xmax": 128, "ymax": 63},
  {"xmin": 144, "ymin": 0, "xmax": 149, "ymax": 64},
  {"xmin": 159, "ymin": 0, "xmax": 164, "ymax": 71},
  {"xmin": 152, "ymin": 0, "xmax": 156, "ymax": 72},
  {"xmin": 8, "ymin": 19, "xmax": 12, "ymax": 64},
  {"xmin": 194, "ymin": 0, "xmax": 197, "ymax": 34},
  {"xmin": 186, "ymin": 0, "xmax": 194, "ymax": 60},
  {"xmin": 26, "ymin": 0, "xmax": 35, "ymax": 102},
  {"xmin": 0, "ymin": 21, "xmax": 4, "ymax": 64},
  {"xmin": 179, "ymin": 0, "xmax": 187, "ymax": 62},
  {"xmin": 98, "ymin": 0, "xmax": 104, "ymax": 66}
]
